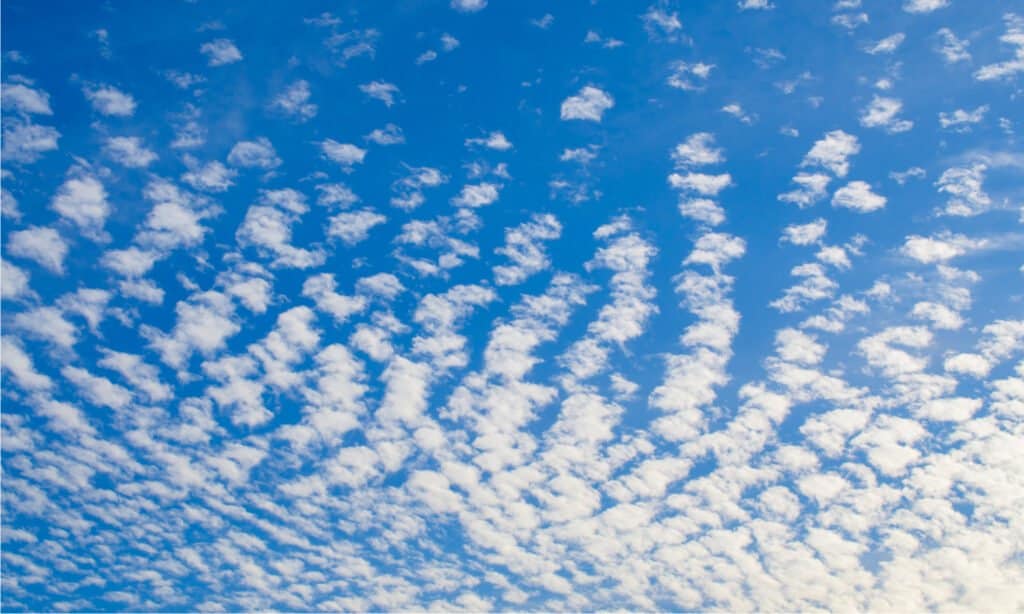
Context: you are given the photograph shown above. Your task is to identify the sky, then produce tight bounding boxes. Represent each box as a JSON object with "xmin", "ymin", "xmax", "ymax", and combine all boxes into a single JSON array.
[{"xmin": 1, "ymin": 0, "xmax": 1023, "ymax": 611}]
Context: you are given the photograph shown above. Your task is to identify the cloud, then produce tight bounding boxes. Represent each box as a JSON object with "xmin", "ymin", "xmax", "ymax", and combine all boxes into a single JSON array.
[
  {"xmin": 2, "ymin": 117, "xmax": 60, "ymax": 163},
  {"xmin": 738, "ymin": 0, "xmax": 774, "ymax": 10},
  {"xmin": 831, "ymin": 180, "xmax": 887, "ymax": 212},
  {"xmin": 936, "ymin": 27, "xmax": 971, "ymax": 63},
  {"xmin": 2, "ymin": 82, "xmax": 52, "ymax": 115},
  {"xmin": 903, "ymin": 0, "xmax": 949, "ymax": 13},
  {"xmin": 359, "ymin": 81, "xmax": 400, "ymax": 106},
  {"xmin": 51, "ymin": 169, "xmax": 111, "ymax": 240},
  {"xmin": 451, "ymin": 0, "xmax": 486, "ymax": 12},
  {"xmin": 270, "ymin": 80, "xmax": 317, "ymax": 121},
  {"xmin": 866, "ymin": 33, "xmax": 905, "ymax": 54},
  {"xmin": 560, "ymin": 86, "xmax": 614, "ymax": 122},
  {"xmin": 327, "ymin": 209, "xmax": 387, "ymax": 246},
  {"xmin": 901, "ymin": 232, "xmax": 986, "ymax": 263},
  {"xmin": 83, "ymin": 84, "xmax": 136, "ymax": 116},
  {"xmin": 465, "ymin": 131, "xmax": 513, "ymax": 150},
  {"xmin": 200, "ymin": 38, "xmax": 242, "ymax": 66},
  {"xmin": 321, "ymin": 140, "xmax": 367, "ymax": 168},
  {"xmin": 936, "ymin": 164, "xmax": 990, "ymax": 216},
  {"xmin": 227, "ymin": 137, "xmax": 281, "ymax": 169},
  {"xmin": 860, "ymin": 96, "xmax": 913, "ymax": 133},
  {"xmin": 451, "ymin": 182, "xmax": 501, "ymax": 207},
  {"xmin": 365, "ymin": 123, "xmax": 405, "ymax": 145},
  {"xmin": 104, "ymin": 136, "xmax": 158, "ymax": 168},
  {"xmin": 974, "ymin": 14, "xmax": 1024, "ymax": 81}
]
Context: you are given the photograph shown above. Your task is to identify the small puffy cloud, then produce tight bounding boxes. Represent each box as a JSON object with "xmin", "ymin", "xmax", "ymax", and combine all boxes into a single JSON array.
[
  {"xmin": 104, "ymin": 136, "xmax": 157, "ymax": 168},
  {"xmin": 939, "ymin": 105, "xmax": 988, "ymax": 131},
  {"xmin": 801, "ymin": 130, "xmax": 860, "ymax": 177},
  {"xmin": 832, "ymin": 181, "xmax": 886, "ymax": 212},
  {"xmin": 465, "ymin": 131, "xmax": 512, "ymax": 151},
  {"xmin": 1, "ymin": 259, "xmax": 31, "ymax": 299},
  {"xmin": 936, "ymin": 164, "xmax": 990, "ymax": 216},
  {"xmin": 451, "ymin": 0, "xmax": 486, "ymax": 12},
  {"xmin": 866, "ymin": 33, "xmax": 905, "ymax": 54},
  {"xmin": 738, "ymin": 0, "xmax": 774, "ymax": 10},
  {"xmin": 416, "ymin": 50, "xmax": 438, "ymax": 64},
  {"xmin": 667, "ymin": 61, "xmax": 714, "ymax": 90},
  {"xmin": 2, "ymin": 118, "xmax": 60, "ymax": 163},
  {"xmin": 200, "ymin": 38, "xmax": 242, "ymax": 66},
  {"xmin": 321, "ymin": 140, "xmax": 367, "ymax": 168},
  {"xmin": 181, "ymin": 157, "xmax": 237, "ymax": 192},
  {"xmin": 903, "ymin": 0, "xmax": 949, "ymax": 13},
  {"xmin": 51, "ymin": 170, "xmax": 111, "ymax": 240},
  {"xmin": 2, "ymin": 82, "xmax": 52, "ymax": 115},
  {"xmin": 560, "ymin": 86, "xmax": 614, "ymax": 122},
  {"xmin": 327, "ymin": 209, "xmax": 387, "ymax": 246},
  {"xmin": 227, "ymin": 137, "xmax": 281, "ymax": 170},
  {"xmin": 391, "ymin": 166, "xmax": 446, "ymax": 210},
  {"xmin": 441, "ymin": 34, "xmax": 461, "ymax": 53},
  {"xmin": 672, "ymin": 132, "xmax": 723, "ymax": 168},
  {"xmin": 721, "ymin": 102, "xmax": 756, "ymax": 124},
  {"xmin": 7, "ymin": 226, "xmax": 68, "ymax": 274},
  {"xmin": 944, "ymin": 352, "xmax": 992, "ymax": 377},
  {"xmin": 365, "ymin": 123, "xmax": 405, "ymax": 145},
  {"xmin": 860, "ymin": 96, "xmax": 913, "ymax": 133},
  {"xmin": 936, "ymin": 27, "xmax": 970, "ymax": 63},
  {"xmin": 451, "ymin": 182, "xmax": 500, "ymax": 207},
  {"xmin": 270, "ymin": 80, "xmax": 317, "ymax": 121},
  {"xmin": 782, "ymin": 218, "xmax": 827, "ymax": 245},
  {"xmin": 901, "ymin": 232, "xmax": 985, "ymax": 263},
  {"xmin": 359, "ymin": 81, "xmax": 400, "ymax": 106},
  {"xmin": 83, "ymin": 84, "xmax": 136, "ymax": 116},
  {"xmin": 974, "ymin": 14, "xmax": 1024, "ymax": 81},
  {"xmin": 832, "ymin": 12, "xmax": 869, "ymax": 30},
  {"xmin": 642, "ymin": 6, "xmax": 683, "ymax": 38}
]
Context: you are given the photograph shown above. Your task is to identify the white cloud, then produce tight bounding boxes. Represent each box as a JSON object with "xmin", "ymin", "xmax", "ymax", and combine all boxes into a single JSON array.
[
  {"xmin": 493, "ymin": 214, "xmax": 562, "ymax": 286},
  {"xmin": 782, "ymin": 219, "xmax": 828, "ymax": 245},
  {"xmin": 83, "ymin": 84, "xmax": 136, "ymax": 116},
  {"xmin": 2, "ymin": 117, "xmax": 60, "ymax": 163},
  {"xmin": 939, "ymin": 105, "xmax": 988, "ymax": 131},
  {"xmin": 200, "ymin": 38, "xmax": 243, "ymax": 66},
  {"xmin": 739, "ymin": 0, "xmax": 774, "ymax": 10},
  {"xmin": 321, "ymin": 140, "xmax": 367, "ymax": 168},
  {"xmin": 974, "ymin": 14, "xmax": 1024, "ymax": 81},
  {"xmin": 7, "ymin": 226, "xmax": 68, "ymax": 274},
  {"xmin": 451, "ymin": 0, "xmax": 486, "ymax": 12},
  {"xmin": 2, "ymin": 82, "xmax": 52, "ymax": 115},
  {"xmin": 801, "ymin": 130, "xmax": 861, "ymax": 177},
  {"xmin": 832, "ymin": 180, "xmax": 887, "ymax": 212},
  {"xmin": 903, "ymin": 0, "xmax": 949, "ymax": 13},
  {"xmin": 936, "ymin": 164, "xmax": 990, "ymax": 216},
  {"xmin": 359, "ymin": 81, "xmax": 400, "ymax": 106},
  {"xmin": 901, "ymin": 232, "xmax": 986, "ymax": 263},
  {"xmin": 866, "ymin": 33, "xmax": 905, "ymax": 54},
  {"xmin": 51, "ymin": 170, "xmax": 111, "ymax": 240},
  {"xmin": 270, "ymin": 80, "xmax": 317, "ymax": 121},
  {"xmin": 936, "ymin": 27, "xmax": 971, "ymax": 63},
  {"xmin": 451, "ymin": 182, "xmax": 500, "ymax": 208},
  {"xmin": 104, "ymin": 136, "xmax": 158, "ymax": 168},
  {"xmin": 860, "ymin": 96, "xmax": 913, "ymax": 133},
  {"xmin": 365, "ymin": 123, "xmax": 405, "ymax": 145},
  {"xmin": 181, "ymin": 157, "xmax": 237, "ymax": 192},
  {"xmin": 227, "ymin": 137, "xmax": 281, "ymax": 169},
  {"xmin": 560, "ymin": 86, "xmax": 614, "ymax": 122},
  {"xmin": 465, "ymin": 131, "xmax": 513, "ymax": 151},
  {"xmin": 327, "ymin": 209, "xmax": 387, "ymax": 246}
]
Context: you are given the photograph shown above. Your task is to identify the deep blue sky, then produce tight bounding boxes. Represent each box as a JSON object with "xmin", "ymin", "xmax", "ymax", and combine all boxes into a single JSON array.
[{"xmin": 2, "ymin": 0, "xmax": 1023, "ymax": 611}]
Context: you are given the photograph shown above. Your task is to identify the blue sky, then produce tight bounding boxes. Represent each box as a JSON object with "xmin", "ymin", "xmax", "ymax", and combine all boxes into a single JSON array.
[{"xmin": 2, "ymin": 0, "xmax": 1023, "ymax": 611}]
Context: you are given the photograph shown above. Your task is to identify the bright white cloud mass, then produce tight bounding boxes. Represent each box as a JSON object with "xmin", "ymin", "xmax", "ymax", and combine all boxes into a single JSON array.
[{"xmin": 2, "ymin": 1, "xmax": 1023, "ymax": 612}]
